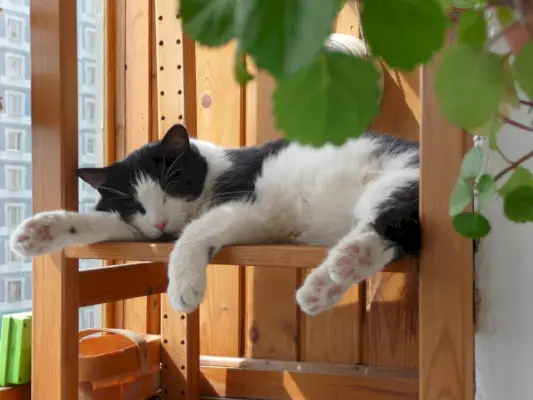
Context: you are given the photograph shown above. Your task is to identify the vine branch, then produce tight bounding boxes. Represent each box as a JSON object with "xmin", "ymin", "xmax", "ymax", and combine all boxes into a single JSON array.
[
  {"xmin": 494, "ymin": 148, "xmax": 533, "ymax": 180},
  {"xmin": 502, "ymin": 116, "xmax": 533, "ymax": 132}
]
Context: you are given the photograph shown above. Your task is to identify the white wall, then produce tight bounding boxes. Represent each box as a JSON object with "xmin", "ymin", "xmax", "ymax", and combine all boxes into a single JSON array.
[{"xmin": 475, "ymin": 42, "xmax": 533, "ymax": 399}]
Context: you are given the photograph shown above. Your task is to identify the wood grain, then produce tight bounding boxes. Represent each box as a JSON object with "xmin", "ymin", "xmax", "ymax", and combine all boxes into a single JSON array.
[
  {"xmin": 121, "ymin": 0, "xmax": 153, "ymax": 334},
  {"xmin": 66, "ymin": 243, "xmax": 412, "ymax": 272},
  {"xmin": 199, "ymin": 361, "xmax": 418, "ymax": 400},
  {"xmin": 0, "ymin": 385, "xmax": 31, "ymax": 400},
  {"xmin": 419, "ymin": 41, "xmax": 474, "ymax": 400},
  {"xmin": 195, "ymin": 43, "xmax": 243, "ymax": 357},
  {"xmin": 157, "ymin": 2, "xmax": 200, "ymax": 398},
  {"xmin": 244, "ymin": 69, "xmax": 299, "ymax": 361},
  {"xmin": 30, "ymin": 0, "xmax": 79, "ymax": 398}
]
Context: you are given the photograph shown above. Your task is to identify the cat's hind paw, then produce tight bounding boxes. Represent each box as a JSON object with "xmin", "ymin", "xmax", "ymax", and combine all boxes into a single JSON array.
[
  {"xmin": 10, "ymin": 211, "xmax": 77, "ymax": 257},
  {"xmin": 296, "ymin": 266, "xmax": 350, "ymax": 316}
]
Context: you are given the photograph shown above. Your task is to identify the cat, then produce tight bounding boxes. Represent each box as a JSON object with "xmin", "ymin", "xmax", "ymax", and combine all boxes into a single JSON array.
[{"xmin": 9, "ymin": 124, "xmax": 420, "ymax": 316}]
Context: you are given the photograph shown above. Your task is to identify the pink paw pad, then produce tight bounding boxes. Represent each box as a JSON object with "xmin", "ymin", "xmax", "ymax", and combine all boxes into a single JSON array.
[
  {"xmin": 327, "ymin": 285, "xmax": 345, "ymax": 298},
  {"xmin": 305, "ymin": 296, "xmax": 320, "ymax": 304},
  {"xmin": 346, "ymin": 245, "xmax": 360, "ymax": 254}
]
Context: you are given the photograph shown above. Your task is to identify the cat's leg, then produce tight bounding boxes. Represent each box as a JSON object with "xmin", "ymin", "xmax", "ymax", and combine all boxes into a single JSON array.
[
  {"xmin": 297, "ymin": 170, "xmax": 420, "ymax": 315},
  {"xmin": 10, "ymin": 210, "xmax": 141, "ymax": 257},
  {"xmin": 167, "ymin": 201, "xmax": 273, "ymax": 313}
]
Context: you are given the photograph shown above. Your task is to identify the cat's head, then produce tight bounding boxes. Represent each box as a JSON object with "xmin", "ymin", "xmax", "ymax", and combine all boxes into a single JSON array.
[{"xmin": 77, "ymin": 124, "xmax": 208, "ymax": 239}]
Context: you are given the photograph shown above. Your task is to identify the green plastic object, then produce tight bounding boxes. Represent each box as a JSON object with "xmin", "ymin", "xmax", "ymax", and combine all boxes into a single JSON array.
[{"xmin": 0, "ymin": 311, "xmax": 32, "ymax": 386}]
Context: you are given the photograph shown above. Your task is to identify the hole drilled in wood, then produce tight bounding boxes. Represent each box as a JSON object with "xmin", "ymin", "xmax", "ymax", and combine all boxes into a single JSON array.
[
  {"xmin": 163, "ymin": 314, "xmax": 168, "ymax": 319},
  {"xmin": 178, "ymin": 115, "xmax": 183, "ymax": 120},
  {"xmin": 159, "ymin": 40, "xmax": 164, "ymax": 46},
  {"xmin": 180, "ymin": 340, "xmax": 185, "ymax": 345},
  {"xmin": 158, "ymin": 16, "xmax": 163, "ymax": 20},
  {"xmin": 163, "ymin": 339, "xmax": 168, "ymax": 344},
  {"xmin": 160, "ymin": 91, "xmax": 164, "ymax": 96},
  {"xmin": 180, "ymin": 365, "xmax": 185, "ymax": 370},
  {"xmin": 159, "ymin": 66, "xmax": 164, "ymax": 71},
  {"xmin": 181, "ymin": 315, "xmax": 185, "ymax": 320},
  {"xmin": 161, "ymin": 116, "xmax": 166, "ymax": 121},
  {"xmin": 178, "ymin": 90, "xmax": 182, "ymax": 95},
  {"xmin": 177, "ymin": 39, "xmax": 181, "ymax": 45},
  {"xmin": 177, "ymin": 65, "xmax": 182, "ymax": 70}
]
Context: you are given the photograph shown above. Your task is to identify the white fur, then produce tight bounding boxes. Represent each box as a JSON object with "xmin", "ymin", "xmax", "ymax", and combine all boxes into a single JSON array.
[{"xmin": 10, "ymin": 136, "xmax": 418, "ymax": 315}]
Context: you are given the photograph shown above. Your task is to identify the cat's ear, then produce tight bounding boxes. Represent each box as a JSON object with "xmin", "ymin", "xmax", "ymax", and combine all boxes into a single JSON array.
[
  {"xmin": 76, "ymin": 167, "xmax": 110, "ymax": 189},
  {"xmin": 160, "ymin": 124, "xmax": 190, "ymax": 152}
]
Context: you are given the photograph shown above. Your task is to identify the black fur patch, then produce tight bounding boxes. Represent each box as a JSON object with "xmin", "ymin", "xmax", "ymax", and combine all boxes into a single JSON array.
[
  {"xmin": 364, "ymin": 131, "xmax": 420, "ymax": 167},
  {"xmin": 210, "ymin": 139, "xmax": 290, "ymax": 206},
  {"xmin": 371, "ymin": 180, "xmax": 421, "ymax": 256}
]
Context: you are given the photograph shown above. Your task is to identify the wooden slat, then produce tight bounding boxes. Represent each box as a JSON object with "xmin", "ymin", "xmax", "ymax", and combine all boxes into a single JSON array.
[
  {"xmin": 79, "ymin": 262, "xmax": 166, "ymax": 307},
  {"xmin": 66, "ymin": 243, "xmax": 412, "ymax": 272},
  {"xmin": 199, "ymin": 360, "xmax": 418, "ymax": 400},
  {"xmin": 112, "ymin": 0, "xmax": 127, "ymax": 329},
  {"xmin": 419, "ymin": 38, "xmax": 474, "ymax": 399},
  {"xmin": 30, "ymin": 0, "xmax": 79, "ymax": 398},
  {"xmin": 157, "ymin": 2, "xmax": 200, "ymax": 398},
  {"xmin": 122, "ymin": 0, "xmax": 152, "ymax": 334},
  {"xmin": 0, "ymin": 385, "xmax": 31, "ymax": 400},
  {"xmin": 244, "ymin": 69, "xmax": 298, "ymax": 361},
  {"xmin": 195, "ymin": 43, "xmax": 243, "ymax": 357}
]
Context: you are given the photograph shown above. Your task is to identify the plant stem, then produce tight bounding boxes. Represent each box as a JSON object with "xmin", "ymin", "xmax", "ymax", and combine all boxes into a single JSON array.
[
  {"xmin": 494, "ymin": 148, "xmax": 533, "ymax": 180},
  {"xmin": 520, "ymin": 99, "xmax": 533, "ymax": 107},
  {"xmin": 502, "ymin": 116, "xmax": 533, "ymax": 132}
]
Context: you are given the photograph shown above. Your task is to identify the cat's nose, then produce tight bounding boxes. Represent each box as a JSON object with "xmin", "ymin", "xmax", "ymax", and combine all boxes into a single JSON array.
[{"xmin": 155, "ymin": 221, "xmax": 167, "ymax": 232}]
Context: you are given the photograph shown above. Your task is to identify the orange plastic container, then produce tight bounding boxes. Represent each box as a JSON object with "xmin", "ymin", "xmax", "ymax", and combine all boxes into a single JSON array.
[{"xmin": 78, "ymin": 328, "xmax": 161, "ymax": 399}]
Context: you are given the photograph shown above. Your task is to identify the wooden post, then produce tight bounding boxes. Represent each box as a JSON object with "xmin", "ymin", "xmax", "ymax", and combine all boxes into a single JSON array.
[
  {"xmin": 30, "ymin": 0, "xmax": 80, "ymax": 398},
  {"xmin": 419, "ymin": 42, "xmax": 474, "ymax": 399},
  {"xmin": 156, "ymin": 1, "xmax": 200, "ymax": 398}
]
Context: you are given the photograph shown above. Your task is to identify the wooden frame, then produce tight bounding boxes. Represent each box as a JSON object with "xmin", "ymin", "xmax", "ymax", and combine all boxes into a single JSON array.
[{"xmin": 27, "ymin": 0, "xmax": 474, "ymax": 399}]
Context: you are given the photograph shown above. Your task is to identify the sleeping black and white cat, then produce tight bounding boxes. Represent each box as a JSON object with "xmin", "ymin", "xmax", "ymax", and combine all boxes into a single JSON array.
[{"xmin": 9, "ymin": 124, "xmax": 420, "ymax": 316}]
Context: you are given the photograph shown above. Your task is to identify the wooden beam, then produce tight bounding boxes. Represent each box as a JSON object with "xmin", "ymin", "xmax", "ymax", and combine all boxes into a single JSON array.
[
  {"xmin": 199, "ymin": 358, "xmax": 418, "ymax": 400},
  {"xmin": 66, "ymin": 243, "xmax": 413, "ymax": 272},
  {"xmin": 79, "ymin": 262, "xmax": 167, "ymax": 307},
  {"xmin": 0, "ymin": 385, "xmax": 31, "ymax": 400},
  {"xmin": 419, "ymin": 40, "xmax": 474, "ymax": 399},
  {"xmin": 30, "ymin": 0, "xmax": 79, "ymax": 398}
]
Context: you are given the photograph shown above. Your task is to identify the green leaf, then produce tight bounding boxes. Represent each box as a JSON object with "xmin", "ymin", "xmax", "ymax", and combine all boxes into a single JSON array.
[
  {"xmin": 460, "ymin": 146, "xmax": 484, "ymax": 180},
  {"xmin": 503, "ymin": 185, "xmax": 533, "ymax": 222},
  {"xmin": 495, "ymin": 6, "xmax": 516, "ymax": 27},
  {"xmin": 274, "ymin": 51, "xmax": 382, "ymax": 146},
  {"xmin": 457, "ymin": 9, "xmax": 488, "ymax": 48},
  {"xmin": 514, "ymin": 42, "xmax": 533, "ymax": 101},
  {"xmin": 235, "ymin": 51, "xmax": 254, "ymax": 86},
  {"xmin": 476, "ymin": 174, "xmax": 496, "ymax": 209},
  {"xmin": 180, "ymin": 0, "xmax": 237, "ymax": 47},
  {"xmin": 450, "ymin": 178, "xmax": 473, "ymax": 216},
  {"xmin": 498, "ymin": 167, "xmax": 533, "ymax": 196},
  {"xmin": 362, "ymin": 0, "xmax": 448, "ymax": 70},
  {"xmin": 452, "ymin": 212, "xmax": 491, "ymax": 238},
  {"xmin": 434, "ymin": 44, "xmax": 505, "ymax": 129},
  {"xmin": 237, "ymin": 0, "xmax": 337, "ymax": 77}
]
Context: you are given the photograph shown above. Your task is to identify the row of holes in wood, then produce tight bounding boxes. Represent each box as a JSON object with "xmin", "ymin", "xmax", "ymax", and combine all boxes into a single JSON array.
[
  {"xmin": 162, "ymin": 312, "xmax": 187, "ymax": 397},
  {"xmin": 158, "ymin": 13, "xmax": 184, "ymax": 123}
]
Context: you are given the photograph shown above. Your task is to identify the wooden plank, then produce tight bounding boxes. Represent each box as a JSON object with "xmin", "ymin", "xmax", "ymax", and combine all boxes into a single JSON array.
[
  {"xmin": 112, "ymin": 0, "xmax": 127, "ymax": 329},
  {"xmin": 0, "ymin": 385, "xmax": 31, "ymax": 400},
  {"xmin": 79, "ymin": 262, "xmax": 166, "ymax": 306},
  {"xmin": 419, "ymin": 39, "xmax": 474, "ymax": 400},
  {"xmin": 30, "ymin": 0, "xmax": 79, "ymax": 398},
  {"xmin": 244, "ymin": 69, "xmax": 298, "ymax": 361},
  {"xmin": 335, "ymin": 1, "xmax": 360, "ymax": 36},
  {"xmin": 199, "ymin": 362, "xmax": 418, "ymax": 400},
  {"xmin": 66, "ymin": 243, "xmax": 412, "ymax": 272},
  {"xmin": 122, "ymin": 0, "xmax": 152, "ymax": 334},
  {"xmin": 195, "ymin": 43, "xmax": 243, "ymax": 357},
  {"xmin": 157, "ymin": 2, "xmax": 200, "ymax": 398}
]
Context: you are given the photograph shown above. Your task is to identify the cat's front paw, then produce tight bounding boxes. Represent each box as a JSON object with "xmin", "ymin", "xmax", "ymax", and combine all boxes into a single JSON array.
[
  {"xmin": 166, "ymin": 245, "xmax": 208, "ymax": 313},
  {"xmin": 10, "ymin": 211, "xmax": 77, "ymax": 257}
]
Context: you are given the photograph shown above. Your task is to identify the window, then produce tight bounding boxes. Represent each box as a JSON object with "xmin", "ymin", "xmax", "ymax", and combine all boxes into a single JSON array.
[
  {"xmin": 5, "ymin": 242, "xmax": 22, "ymax": 264},
  {"xmin": 5, "ymin": 54, "xmax": 25, "ymax": 80},
  {"xmin": 5, "ymin": 166, "xmax": 25, "ymax": 191},
  {"xmin": 5, "ymin": 203, "xmax": 24, "ymax": 228},
  {"xmin": 5, "ymin": 129, "xmax": 25, "ymax": 152},
  {"xmin": 84, "ymin": 134, "xmax": 95, "ymax": 155},
  {"xmin": 5, "ymin": 91, "xmax": 25, "ymax": 117},
  {"xmin": 9, "ymin": 0, "xmax": 26, "ymax": 5},
  {"xmin": 82, "ymin": 308, "xmax": 95, "ymax": 328},
  {"xmin": 85, "ymin": 99, "xmax": 96, "ymax": 121},
  {"xmin": 84, "ymin": 28, "xmax": 96, "ymax": 52},
  {"xmin": 81, "ymin": 181, "xmax": 92, "ymax": 192},
  {"xmin": 5, "ymin": 278, "xmax": 23, "ymax": 303},
  {"xmin": 83, "ymin": 0, "xmax": 95, "ymax": 14},
  {"xmin": 6, "ymin": 17, "xmax": 24, "ymax": 43},
  {"xmin": 85, "ymin": 64, "xmax": 96, "ymax": 85}
]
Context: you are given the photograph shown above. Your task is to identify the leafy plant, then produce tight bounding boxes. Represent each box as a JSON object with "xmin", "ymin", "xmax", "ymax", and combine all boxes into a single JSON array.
[{"xmin": 179, "ymin": 0, "xmax": 533, "ymax": 239}]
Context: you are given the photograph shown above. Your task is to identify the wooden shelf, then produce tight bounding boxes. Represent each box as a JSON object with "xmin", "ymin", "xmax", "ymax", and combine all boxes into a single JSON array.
[{"xmin": 66, "ymin": 242, "xmax": 416, "ymax": 271}]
